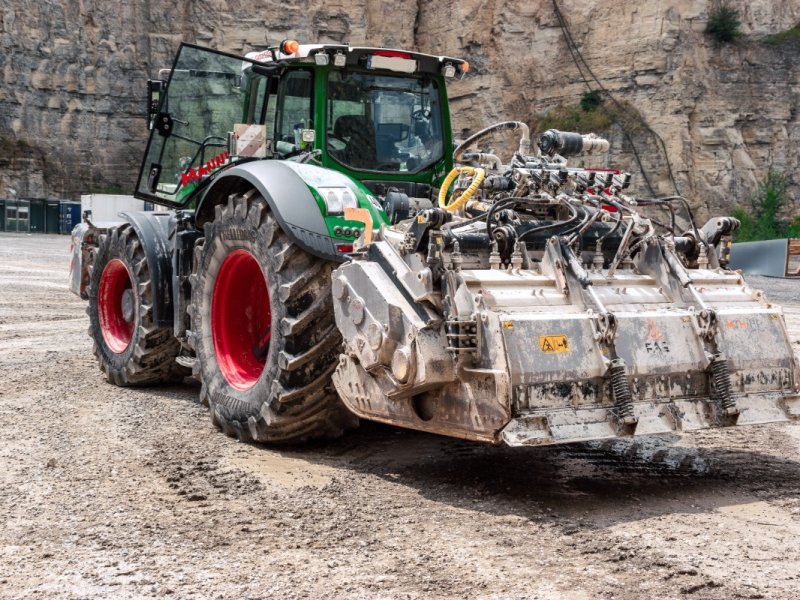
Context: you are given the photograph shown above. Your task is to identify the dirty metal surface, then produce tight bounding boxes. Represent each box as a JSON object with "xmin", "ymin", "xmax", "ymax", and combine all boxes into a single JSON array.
[{"xmin": 333, "ymin": 236, "xmax": 799, "ymax": 447}]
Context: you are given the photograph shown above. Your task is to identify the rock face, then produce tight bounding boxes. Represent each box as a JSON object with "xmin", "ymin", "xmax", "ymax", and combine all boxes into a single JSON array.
[
  {"xmin": 418, "ymin": 0, "xmax": 800, "ymax": 219},
  {"xmin": 1, "ymin": 0, "xmax": 798, "ymax": 218}
]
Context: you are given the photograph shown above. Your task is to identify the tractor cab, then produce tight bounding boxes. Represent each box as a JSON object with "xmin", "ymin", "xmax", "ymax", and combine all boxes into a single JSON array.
[{"xmin": 136, "ymin": 41, "xmax": 468, "ymax": 209}]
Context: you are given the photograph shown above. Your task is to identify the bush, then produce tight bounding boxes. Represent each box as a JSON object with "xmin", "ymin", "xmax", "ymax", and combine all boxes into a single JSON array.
[
  {"xmin": 580, "ymin": 90, "xmax": 603, "ymax": 112},
  {"xmin": 707, "ymin": 4, "xmax": 742, "ymax": 43},
  {"xmin": 537, "ymin": 104, "xmax": 615, "ymax": 133},
  {"xmin": 764, "ymin": 25, "xmax": 800, "ymax": 45},
  {"xmin": 788, "ymin": 215, "xmax": 800, "ymax": 238},
  {"xmin": 731, "ymin": 207, "xmax": 755, "ymax": 241},
  {"xmin": 732, "ymin": 168, "xmax": 797, "ymax": 241}
]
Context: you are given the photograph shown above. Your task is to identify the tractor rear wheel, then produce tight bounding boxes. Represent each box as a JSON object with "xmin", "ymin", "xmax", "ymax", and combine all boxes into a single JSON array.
[
  {"xmin": 87, "ymin": 224, "xmax": 186, "ymax": 385},
  {"xmin": 188, "ymin": 190, "xmax": 356, "ymax": 443}
]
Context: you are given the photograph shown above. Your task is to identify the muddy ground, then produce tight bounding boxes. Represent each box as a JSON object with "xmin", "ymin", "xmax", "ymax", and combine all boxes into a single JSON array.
[{"xmin": 1, "ymin": 232, "xmax": 800, "ymax": 600}]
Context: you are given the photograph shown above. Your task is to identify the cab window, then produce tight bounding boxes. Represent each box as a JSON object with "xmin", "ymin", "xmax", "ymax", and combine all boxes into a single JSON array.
[
  {"xmin": 326, "ymin": 71, "xmax": 444, "ymax": 173},
  {"xmin": 275, "ymin": 70, "xmax": 313, "ymax": 147},
  {"xmin": 243, "ymin": 73, "xmax": 279, "ymax": 139}
]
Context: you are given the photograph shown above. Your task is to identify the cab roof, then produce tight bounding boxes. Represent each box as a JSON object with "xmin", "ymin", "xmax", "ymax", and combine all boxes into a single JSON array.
[{"xmin": 245, "ymin": 43, "xmax": 469, "ymax": 78}]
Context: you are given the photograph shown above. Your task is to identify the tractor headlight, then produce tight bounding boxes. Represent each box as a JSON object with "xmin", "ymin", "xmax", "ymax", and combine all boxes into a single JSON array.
[{"xmin": 319, "ymin": 187, "xmax": 358, "ymax": 215}]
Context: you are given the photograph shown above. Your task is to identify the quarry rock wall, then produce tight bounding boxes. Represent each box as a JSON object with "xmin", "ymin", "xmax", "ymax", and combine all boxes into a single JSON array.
[{"xmin": 1, "ymin": 0, "xmax": 799, "ymax": 218}]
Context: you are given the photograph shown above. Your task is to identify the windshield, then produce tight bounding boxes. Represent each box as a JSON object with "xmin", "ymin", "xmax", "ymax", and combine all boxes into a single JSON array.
[{"xmin": 326, "ymin": 71, "xmax": 444, "ymax": 173}]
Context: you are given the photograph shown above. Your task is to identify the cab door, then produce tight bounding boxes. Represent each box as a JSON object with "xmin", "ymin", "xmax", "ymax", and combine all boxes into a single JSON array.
[{"xmin": 134, "ymin": 43, "xmax": 275, "ymax": 208}]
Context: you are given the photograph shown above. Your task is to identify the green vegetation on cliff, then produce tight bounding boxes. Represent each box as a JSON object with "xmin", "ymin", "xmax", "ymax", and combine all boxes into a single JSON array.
[
  {"xmin": 733, "ymin": 168, "xmax": 800, "ymax": 241},
  {"xmin": 763, "ymin": 26, "xmax": 800, "ymax": 46},
  {"xmin": 706, "ymin": 4, "xmax": 742, "ymax": 43},
  {"xmin": 536, "ymin": 105, "xmax": 615, "ymax": 133}
]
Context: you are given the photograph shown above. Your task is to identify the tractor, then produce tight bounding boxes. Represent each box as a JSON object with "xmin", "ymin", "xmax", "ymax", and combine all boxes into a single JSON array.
[{"xmin": 70, "ymin": 40, "xmax": 800, "ymax": 446}]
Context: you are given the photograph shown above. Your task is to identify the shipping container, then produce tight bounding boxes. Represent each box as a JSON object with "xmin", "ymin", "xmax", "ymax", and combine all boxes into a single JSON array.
[
  {"xmin": 0, "ymin": 198, "xmax": 134, "ymax": 234},
  {"xmin": 60, "ymin": 202, "xmax": 81, "ymax": 234},
  {"xmin": 29, "ymin": 199, "xmax": 45, "ymax": 233},
  {"xmin": 3, "ymin": 200, "xmax": 31, "ymax": 232},
  {"xmin": 16, "ymin": 199, "xmax": 72, "ymax": 234},
  {"xmin": 46, "ymin": 201, "xmax": 61, "ymax": 233}
]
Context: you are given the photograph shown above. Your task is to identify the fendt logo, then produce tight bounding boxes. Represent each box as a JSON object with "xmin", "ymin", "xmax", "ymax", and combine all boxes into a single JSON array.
[{"xmin": 181, "ymin": 150, "xmax": 230, "ymax": 187}]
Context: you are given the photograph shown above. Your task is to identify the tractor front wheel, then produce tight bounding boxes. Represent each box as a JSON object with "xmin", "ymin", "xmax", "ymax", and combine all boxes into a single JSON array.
[
  {"xmin": 189, "ymin": 190, "xmax": 356, "ymax": 442},
  {"xmin": 87, "ymin": 224, "xmax": 186, "ymax": 385}
]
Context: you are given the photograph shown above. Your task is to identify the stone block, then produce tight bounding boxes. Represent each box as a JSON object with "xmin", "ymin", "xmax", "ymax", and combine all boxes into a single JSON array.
[{"xmin": 635, "ymin": 74, "xmax": 662, "ymax": 87}]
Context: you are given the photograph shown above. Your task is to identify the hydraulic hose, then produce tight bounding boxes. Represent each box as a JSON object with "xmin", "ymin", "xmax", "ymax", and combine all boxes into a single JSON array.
[
  {"xmin": 453, "ymin": 121, "xmax": 531, "ymax": 163},
  {"xmin": 439, "ymin": 167, "xmax": 486, "ymax": 213},
  {"xmin": 636, "ymin": 195, "xmax": 702, "ymax": 243},
  {"xmin": 516, "ymin": 198, "xmax": 580, "ymax": 243},
  {"xmin": 485, "ymin": 195, "xmax": 544, "ymax": 238}
]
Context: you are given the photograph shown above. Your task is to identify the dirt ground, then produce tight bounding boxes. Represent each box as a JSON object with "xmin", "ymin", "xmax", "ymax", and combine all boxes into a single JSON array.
[{"xmin": 1, "ymin": 232, "xmax": 800, "ymax": 600}]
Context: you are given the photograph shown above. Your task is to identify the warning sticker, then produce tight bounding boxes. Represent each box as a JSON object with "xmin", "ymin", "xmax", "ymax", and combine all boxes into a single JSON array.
[{"xmin": 539, "ymin": 335, "xmax": 570, "ymax": 354}]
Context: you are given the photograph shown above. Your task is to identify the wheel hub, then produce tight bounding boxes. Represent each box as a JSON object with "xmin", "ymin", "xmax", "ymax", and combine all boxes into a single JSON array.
[
  {"xmin": 121, "ymin": 289, "xmax": 135, "ymax": 322},
  {"xmin": 211, "ymin": 249, "xmax": 271, "ymax": 391}
]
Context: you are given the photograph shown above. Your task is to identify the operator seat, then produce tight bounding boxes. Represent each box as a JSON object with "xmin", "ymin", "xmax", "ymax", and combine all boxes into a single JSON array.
[
  {"xmin": 333, "ymin": 115, "xmax": 376, "ymax": 169},
  {"xmin": 376, "ymin": 123, "xmax": 409, "ymax": 163}
]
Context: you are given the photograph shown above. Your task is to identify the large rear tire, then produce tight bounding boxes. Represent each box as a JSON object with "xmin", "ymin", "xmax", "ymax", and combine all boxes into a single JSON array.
[
  {"xmin": 87, "ymin": 224, "xmax": 186, "ymax": 386},
  {"xmin": 188, "ymin": 190, "xmax": 356, "ymax": 443}
]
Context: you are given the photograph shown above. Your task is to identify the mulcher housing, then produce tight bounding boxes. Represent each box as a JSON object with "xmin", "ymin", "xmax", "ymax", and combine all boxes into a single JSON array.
[{"xmin": 70, "ymin": 41, "xmax": 800, "ymax": 446}]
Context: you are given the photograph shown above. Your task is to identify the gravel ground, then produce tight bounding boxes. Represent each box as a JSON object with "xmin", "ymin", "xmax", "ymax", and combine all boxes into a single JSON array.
[
  {"xmin": 742, "ymin": 274, "xmax": 800, "ymax": 305},
  {"xmin": 1, "ymin": 232, "xmax": 800, "ymax": 600}
]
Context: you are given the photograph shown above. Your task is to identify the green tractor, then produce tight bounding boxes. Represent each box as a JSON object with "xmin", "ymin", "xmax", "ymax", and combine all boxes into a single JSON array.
[
  {"xmin": 71, "ymin": 40, "xmax": 800, "ymax": 447},
  {"xmin": 71, "ymin": 40, "xmax": 468, "ymax": 442}
]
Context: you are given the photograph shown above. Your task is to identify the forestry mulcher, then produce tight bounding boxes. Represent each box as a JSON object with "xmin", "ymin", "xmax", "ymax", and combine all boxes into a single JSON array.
[{"xmin": 70, "ymin": 41, "xmax": 800, "ymax": 446}]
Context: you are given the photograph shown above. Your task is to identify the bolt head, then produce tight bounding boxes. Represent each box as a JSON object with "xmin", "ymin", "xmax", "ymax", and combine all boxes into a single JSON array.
[
  {"xmin": 391, "ymin": 347, "xmax": 413, "ymax": 383},
  {"xmin": 367, "ymin": 322, "xmax": 383, "ymax": 350},
  {"xmin": 349, "ymin": 297, "xmax": 365, "ymax": 325},
  {"xmin": 332, "ymin": 277, "xmax": 347, "ymax": 300}
]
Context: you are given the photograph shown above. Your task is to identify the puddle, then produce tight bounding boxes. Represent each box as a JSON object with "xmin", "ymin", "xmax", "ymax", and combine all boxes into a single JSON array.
[{"xmin": 228, "ymin": 451, "xmax": 336, "ymax": 489}]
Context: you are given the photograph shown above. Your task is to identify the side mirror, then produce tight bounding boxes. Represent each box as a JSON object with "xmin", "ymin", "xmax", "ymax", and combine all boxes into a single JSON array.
[{"xmin": 147, "ymin": 80, "xmax": 166, "ymax": 127}]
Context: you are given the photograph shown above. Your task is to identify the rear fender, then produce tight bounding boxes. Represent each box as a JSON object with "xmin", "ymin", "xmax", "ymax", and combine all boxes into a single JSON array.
[
  {"xmin": 118, "ymin": 211, "xmax": 175, "ymax": 328},
  {"xmin": 195, "ymin": 161, "xmax": 344, "ymax": 262}
]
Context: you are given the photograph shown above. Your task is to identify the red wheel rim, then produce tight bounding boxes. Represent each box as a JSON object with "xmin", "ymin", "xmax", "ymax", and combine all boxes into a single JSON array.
[
  {"xmin": 98, "ymin": 258, "xmax": 135, "ymax": 353},
  {"xmin": 212, "ymin": 249, "xmax": 271, "ymax": 391}
]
